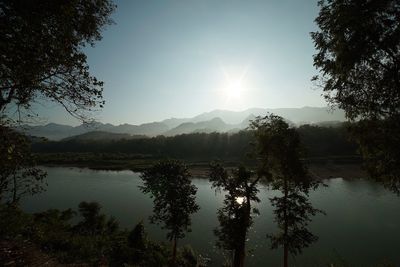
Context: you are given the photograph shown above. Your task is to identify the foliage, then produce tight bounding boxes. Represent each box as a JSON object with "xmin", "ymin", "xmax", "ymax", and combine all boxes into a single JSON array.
[
  {"xmin": 32, "ymin": 125, "xmax": 359, "ymax": 160},
  {"xmin": 209, "ymin": 163, "xmax": 260, "ymax": 267},
  {"xmin": 140, "ymin": 159, "xmax": 200, "ymax": 263},
  {"xmin": 250, "ymin": 114, "xmax": 324, "ymax": 267},
  {"xmin": 177, "ymin": 245, "xmax": 198, "ymax": 267},
  {"xmin": 0, "ymin": 203, "xmax": 32, "ymax": 239},
  {"xmin": 0, "ymin": 125, "xmax": 46, "ymax": 204},
  {"xmin": 128, "ymin": 220, "xmax": 147, "ymax": 250},
  {"xmin": 267, "ymin": 191, "xmax": 323, "ymax": 256},
  {"xmin": 350, "ymin": 116, "xmax": 400, "ymax": 194},
  {"xmin": 0, "ymin": 0, "xmax": 115, "ymax": 120},
  {"xmin": 73, "ymin": 201, "xmax": 119, "ymax": 236},
  {"xmin": 29, "ymin": 202, "xmax": 119, "ymax": 264},
  {"xmin": 249, "ymin": 114, "xmax": 311, "ymax": 186},
  {"xmin": 312, "ymin": 0, "xmax": 400, "ymax": 193},
  {"xmin": 0, "ymin": 202, "xmax": 198, "ymax": 266},
  {"xmin": 311, "ymin": 0, "xmax": 400, "ymax": 120}
]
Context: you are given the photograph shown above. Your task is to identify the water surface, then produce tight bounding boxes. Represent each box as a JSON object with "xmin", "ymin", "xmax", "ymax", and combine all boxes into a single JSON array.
[{"xmin": 22, "ymin": 167, "xmax": 400, "ymax": 266}]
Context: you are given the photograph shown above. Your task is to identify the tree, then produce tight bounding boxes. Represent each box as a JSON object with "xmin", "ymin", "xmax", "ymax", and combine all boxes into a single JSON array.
[
  {"xmin": 249, "ymin": 114, "xmax": 323, "ymax": 267},
  {"xmin": 128, "ymin": 220, "xmax": 147, "ymax": 250},
  {"xmin": 0, "ymin": 0, "xmax": 116, "ymax": 120},
  {"xmin": 73, "ymin": 201, "xmax": 119, "ymax": 236},
  {"xmin": 267, "ymin": 190, "xmax": 322, "ymax": 263},
  {"xmin": 0, "ymin": 0, "xmax": 115, "ymax": 210},
  {"xmin": 0, "ymin": 125, "xmax": 46, "ymax": 204},
  {"xmin": 312, "ymin": 0, "xmax": 400, "ymax": 193},
  {"xmin": 209, "ymin": 163, "xmax": 260, "ymax": 267},
  {"xmin": 140, "ymin": 160, "xmax": 200, "ymax": 265},
  {"xmin": 312, "ymin": 0, "xmax": 400, "ymax": 120},
  {"xmin": 349, "ymin": 117, "xmax": 400, "ymax": 193}
]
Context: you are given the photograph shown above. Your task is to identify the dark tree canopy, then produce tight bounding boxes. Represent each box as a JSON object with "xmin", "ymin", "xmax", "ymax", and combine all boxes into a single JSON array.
[
  {"xmin": 209, "ymin": 163, "xmax": 260, "ymax": 267},
  {"xmin": 0, "ymin": 0, "xmax": 115, "ymax": 120},
  {"xmin": 249, "ymin": 114, "xmax": 312, "ymax": 188},
  {"xmin": 0, "ymin": 125, "xmax": 46, "ymax": 204},
  {"xmin": 32, "ymin": 126, "xmax": 358, "ymax": 159},
  {"xmin": 350, "ymin": 117, "xmax": 400, "ymax": 194},
  {"xmin": 312, "ymin": 0, "xmax": 400, "ymax": 120},
  {"xmin": 73, "ymin": 201, "xmax": 119, "ymax": 236},
  {"xmin": 128, "ymin": 220, "xmax": 147, "ymax": 250},
  {"xmin": 267, "ymin": 190, "xmax": 322, "ymax": 257},
  {"xmin": 312, "ymin": 0, "xmax": 400, "ymax": 193},
  {"xmin": 250, "ymin": 114, "xmax": 323, "ymax": 267},
  {"xmin": 140, "ymin": 159, "xmax": 199, "ymax": 263}
]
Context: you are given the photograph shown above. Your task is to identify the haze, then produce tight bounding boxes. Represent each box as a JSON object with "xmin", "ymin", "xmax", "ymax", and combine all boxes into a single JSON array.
[{"xmin": 34, "ymin": 0, "xmax": 323, "ymax": 126}]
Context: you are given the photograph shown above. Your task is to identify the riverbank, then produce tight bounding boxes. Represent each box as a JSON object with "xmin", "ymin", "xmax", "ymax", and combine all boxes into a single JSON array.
[{"xmin": 35, "ymin": 153, "xmax": 366, "ymax": 179}]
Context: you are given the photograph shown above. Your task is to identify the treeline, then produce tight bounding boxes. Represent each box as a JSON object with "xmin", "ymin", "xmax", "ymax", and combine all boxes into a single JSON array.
[{"xmin": 32, "ymin": 124, "xmax": 358, "ymax": 159}]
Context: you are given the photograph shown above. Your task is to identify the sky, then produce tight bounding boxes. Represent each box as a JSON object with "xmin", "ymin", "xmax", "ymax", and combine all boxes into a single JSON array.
[{"xmin": 34, "ymin": 0, "xmax": 325, "ymax": 126}]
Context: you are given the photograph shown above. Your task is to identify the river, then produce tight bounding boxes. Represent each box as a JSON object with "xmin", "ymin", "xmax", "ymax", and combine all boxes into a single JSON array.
[{"xmin": 21, "ymin": 167, "xmax": 400, "ymax": 266}]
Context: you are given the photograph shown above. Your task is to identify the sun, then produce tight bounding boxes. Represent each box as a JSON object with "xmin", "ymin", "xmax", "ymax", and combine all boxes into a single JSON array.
[
  {"xmin": 220, "ymin": 65, "xmax": 249, "ymax": 101},
  {"xmin": 226, "ymin": 79, "xmax": 243, "ymax": 99}
]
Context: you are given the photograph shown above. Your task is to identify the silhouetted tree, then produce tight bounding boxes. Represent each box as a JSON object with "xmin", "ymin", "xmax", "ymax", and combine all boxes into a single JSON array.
[
  {"xmin": 0, "ymin": 0, "xmax": 115, "ymax": 120},
  {"xmin": 312, "ymin": 0, "xmax": 399, "ymax": 120},
  {"xmin": 349, "ymin": 117, "xmax": 400, "ymax": 193},
  {"xmin": 209, "ymin": 162, "xmax": 260, "ymax": 267},
  {"xmin": 267, "ymin": 189, "xmax": 323, "ymax": 264},
  {"xmin": 125, "ymin": 220, "xmax": 148, "ymax": 264},
  {"xmin": 128, "ymin": 220, "xmax": 147, "ymax": 250},
  {"xmin": 250, "ymin": 114, "xmax": 323, "ymax": 267},
  {"xmin": 74, "ymin": 201, "xmax": 119, "ymax": 236},
  {"xmin": 312, "ymin": 0, "xmax": 400, "ymax": 192},
  {"xmin": 0, "ymin": 125, "xmax": 46, "ymax": 204},
  {"xmin": 0, "ymin": 0, "xmax": 115, "ymax": 209},
  {"xmin": 140, "ymin": 160, "xmax": 200, "ymax": 265}
]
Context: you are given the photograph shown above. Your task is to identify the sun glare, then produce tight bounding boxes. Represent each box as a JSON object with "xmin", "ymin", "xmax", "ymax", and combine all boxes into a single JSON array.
[
  {"xmin": 236, "ymin": 196, "xmax": 245, "ymax": 205},
  {"xmin": 220, "ymin": 65, "xmax": 249, "ymax": 102},
  {"xmin": 226, "ymin": 79, "xmax": 242, "ymax": 98}
]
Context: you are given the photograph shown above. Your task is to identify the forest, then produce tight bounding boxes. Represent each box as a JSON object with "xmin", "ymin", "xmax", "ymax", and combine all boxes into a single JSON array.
[{"xmin": 32, "ymin": 124, "xmax": 358, "ymax": 161}]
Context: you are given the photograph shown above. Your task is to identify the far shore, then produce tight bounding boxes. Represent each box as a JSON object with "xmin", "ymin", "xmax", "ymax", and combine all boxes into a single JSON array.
[{"xmin": 36, "ymin": 153, "xmax": 367, "ymax": 180}]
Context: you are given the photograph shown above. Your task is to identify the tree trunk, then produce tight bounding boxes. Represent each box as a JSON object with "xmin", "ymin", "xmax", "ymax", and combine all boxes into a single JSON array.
[
  {"xmin": 12, "ymin": 172, "xmax": 17, "ymax": 204},
  {"xmin": 171, "ymin": 236, "xmax": 177, "ymax": 266},
  {"xmin": 283, "ymin": 244, "xmax": 288, "ymax": 267},
  {"xmin": 283, "ymin": 178, "xmax": 289, "ymax": 267},
  {"xmin": 233, "ymin": 196, "xmax": 251, "ymax": 267},
  {"xmin": 233, "ymin": 246, "xmax": 245, "ymax": 267}
]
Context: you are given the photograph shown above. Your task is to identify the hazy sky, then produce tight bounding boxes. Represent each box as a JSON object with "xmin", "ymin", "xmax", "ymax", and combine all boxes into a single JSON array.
[{"xmin": 35, "ymin": 0, "xmax": 325, "ymax": 126}]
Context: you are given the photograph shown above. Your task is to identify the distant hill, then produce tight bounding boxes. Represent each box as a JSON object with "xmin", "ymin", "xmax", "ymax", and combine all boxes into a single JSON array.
[
  {"xmin": 189, "ymin": 107, "xmax": 345, "ymax": 125},
  {"xmin": 18, "ymin": 107, "xmax": 346, "ymax": 140},
  {"xmin": 106, "ymin": 122, "xmax": 169, "ymax": 136},
  {"xmin": 61, "ymin": 131, "xmax": 146, "ymax": 141},
  {"xmin": 163, "ymin": 117, "xmax": 230, "ymax": 136},
  {"xmin": 17, "ymin": 121, "xmax": 169, "ymax": 140},
  {"xmin": 161, "ymin": 118, "xmax": 191, "ymax": 128},
  {"xmin": 16, "ymin": 123, "xmax": 83, "ymax": 141}
]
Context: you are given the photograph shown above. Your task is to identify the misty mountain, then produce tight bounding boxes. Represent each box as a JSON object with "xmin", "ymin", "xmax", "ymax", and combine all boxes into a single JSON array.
[
  {"xmin": 190, "ymin": 107, "xmax": 345, "ymax": 125},
  {"xmin": 105, "ymin": 122, "xmax": 169, "ymax": 136},
  {"xmin": 191, "ymin": 108, "xmax": 265, "ymax": 124},
  {"xmin": 18, "ymin": 121, "xmax": 169, "ymax": 141},
  {"xmin": 19, "ymin": 107, "xmax": 346, "ymax": 140},
  {"xmin": 16, "ymin": 123, "xmax": 83, "ymax": 141},
  {"xmin": 62, "ymin": 131, "xmax": 146, "ymax": 141},
  {"xmin": 163, "ymin": 117, "xmax": 230, "ymax": 136},
  {"xmin": 161, "ymin": 118, "xmax": 191, "ymax": 128}
]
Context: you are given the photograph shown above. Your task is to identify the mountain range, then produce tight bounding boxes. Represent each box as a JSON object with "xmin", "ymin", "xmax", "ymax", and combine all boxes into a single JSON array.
[{"xmin": 17, "ymin": 107, "xmax": 346, "ymax": 141}]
